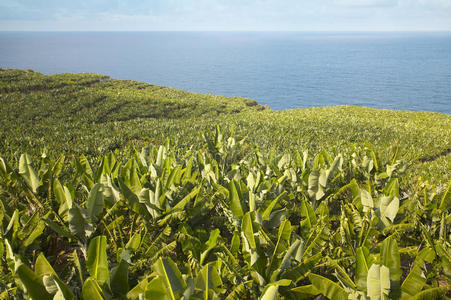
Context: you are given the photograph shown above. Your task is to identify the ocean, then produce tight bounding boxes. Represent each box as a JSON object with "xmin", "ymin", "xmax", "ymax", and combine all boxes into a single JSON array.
[{"xmin": 0, "ymin": 31, "xmax": 450, "ymax": 114}]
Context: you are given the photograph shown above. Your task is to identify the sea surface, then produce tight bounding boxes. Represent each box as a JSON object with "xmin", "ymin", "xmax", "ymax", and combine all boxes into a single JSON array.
[{"xmin": 0, "ymin": 31, "xmax": 450, "ymax": 114}]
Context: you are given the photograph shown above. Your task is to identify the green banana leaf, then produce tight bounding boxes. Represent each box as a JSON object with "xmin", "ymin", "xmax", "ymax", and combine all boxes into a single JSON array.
[
  {"xmin": 260, "ymin": 279, "xmax": 291, "ymax": 300},
  {"xmin": 308, "ymin": 273, "xmax": 349, "ymax": 300},
  {"xmin": 200, "ymin": 229, "xmax": 220, "ymax": 265},
  {"xmin": 308, "ymin": 170, "xmax": 325, "ymax": 202},
  {"xmin": 18, "ymin": 154, "xmax": 40, "ymax": 193},
  {"xmin": 82, "ymin": 277, "xmax": 104, "ymax": 300},
  {"xmin": 151, "ymin": 257, "xmax": 186, "ymax": 300},
  {"xmin": 413, "ymin": 285, "xmax": 451, "ymax": 300},
  {"xmin": 290, "ymin": 284, "xmax": 320, "ymax": 299},
  {"xmin": 16, "ymin": 264, "xmax": 52, "ymax": 300},
  {"xmin": 42, "ymin": 275, "xmax": 75, "ymax": 300},
  {"xmin": 355, "ymin": 246, "xmax": 374, "ymax": 291},
  {"xmin": 127, "ymin": 276, "xmax": 152, "ymax": 300},
  {"xmin": 53, "ymin": 179, "xmax": 73, "ymax": 218},
  {"xmin": 355, "ymin": 246, "xmax": 375, "ymax": 291},
  {"xmin": 242, "ymin": 212, "xmax": 257, "ymax": 250},
  {"xmin": 400, "ymin": 247, "xmax": 435, "ymax": 298},
  {"xmin": 125, "ymin": 232, "xmax": 142, "ymax": 252},
  {"xmin": 261, "ymin": 191, "xmax": 287, "ymax": 221},
  {"xmin": 300, "ymin": 199, "xmax": 317, "ymax": 231},
  {"xmin": 86, "ymin": 235, "xmax": 109, "ymax": 285},
  {"xmin": 229, "ymin": 180, "xmax": 244, "ymax": 218},
  {"xmin": 195, "ymin": 262, "xmax": 224, "ymax": 299},
  {"xmin": 18, "ymin": 211, "xmax": 45, "ymax": 248},
  {"xmin": 110, "ymin": 259, "xmax": 129, "ymax": 297},
  {"xmin": 380, "ymin": 236, "xmax": 401, "ymax": 298},
  {"xmin": 367, "ymin": 264, "xmax": 390, "ymax": 300},
  {"xmin": 438, "ymin": 177, "xmax": 450, "ymax": 211},
  {"xmin": 86, "ymin": 183, "xmax": 105, "ymax": 223},
  {"xmin": 268, "ymin": 219, "xmax": 292, "ymax": 276},
  {"xmin": 68, "ymin": 204, "xmax": 92, "ymax": 241},
  {"xmin": 360, "ymin": 189, "xmax": 374, "ymax": 212}
]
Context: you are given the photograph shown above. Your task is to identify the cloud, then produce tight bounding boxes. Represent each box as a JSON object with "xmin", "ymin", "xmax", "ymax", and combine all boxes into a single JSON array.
[
  {"xmin": 0, "ymin": 0, "xmax": 171, "ymax": 19},
  {"xmin": 0, "ymin": 0, "xmax": 450, "ymax": 30},
  {"xmin": 334, "ymin": 0, "xmax": 398, "ymax": 7}
]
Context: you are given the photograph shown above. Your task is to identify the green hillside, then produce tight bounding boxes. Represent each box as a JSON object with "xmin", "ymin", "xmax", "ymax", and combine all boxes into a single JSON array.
[
  {"xmin": 0, "ymin": 69, "xmax": 263, "ymax": 155},
  {"xmin": 1, "ymin": 69, "xmax": 449, "ymax": 185},
  {"xmin": 0, "ymin": 69, "xmax": 450, "ymax": 299}
]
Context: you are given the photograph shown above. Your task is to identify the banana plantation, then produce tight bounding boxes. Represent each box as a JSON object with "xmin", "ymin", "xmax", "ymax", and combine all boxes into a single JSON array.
[{"xmin": 1, "ymin": 128, "xmax": 449, "ymax": 299}]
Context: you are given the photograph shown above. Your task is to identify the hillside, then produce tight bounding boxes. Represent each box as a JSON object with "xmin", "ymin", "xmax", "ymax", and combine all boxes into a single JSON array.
[
  {"xmin": 0, "ymin": 68, "xmax": 450, "ymax": 299},
  {"xmin": 0, "ymin": 69, "xmax": 263, "ymax": 155},
  {"xmin": 1, "ymin": 69, "xmax": 449, "ymax": 186}
]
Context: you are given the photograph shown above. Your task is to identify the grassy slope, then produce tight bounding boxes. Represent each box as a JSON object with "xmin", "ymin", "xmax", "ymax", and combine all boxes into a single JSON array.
[{"xmin": 1, "ymin": 68, "xmax": 450, "ymax": 187}]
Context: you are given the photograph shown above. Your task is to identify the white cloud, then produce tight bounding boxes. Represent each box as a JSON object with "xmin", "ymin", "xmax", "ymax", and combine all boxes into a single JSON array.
[
  {"xmin": 0, "ymin": 0, "xmax": 450, "ymax": 31},
  {"xmin": 334, "ymin": 0, "xmax": 398, "ymax": 7}
]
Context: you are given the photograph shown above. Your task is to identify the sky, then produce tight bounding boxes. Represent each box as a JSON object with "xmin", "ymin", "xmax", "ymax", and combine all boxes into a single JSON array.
[{"xmin": 0, "ymin": 0, "xmax": 450, "ymax": 31}]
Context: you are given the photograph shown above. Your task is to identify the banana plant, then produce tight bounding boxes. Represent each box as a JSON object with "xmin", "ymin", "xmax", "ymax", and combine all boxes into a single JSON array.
[
  {"xmin": 297, "ymin": 236, "xmax": 450, "ymax": 300},
  {"xmin": 2, "ymin": 209, "xmax": 45, "ymax": 255},
  {"xmin": 127, "ymin": 257, "xmax": 225, "ymax": 300},
  {"xmin": 1, "ymin": 130, "xmax": 450, "ymax": 299},
  {"xmin": 307, "ymin": 151, "xmax": 343, "ymax": 208},
  {"xmin": 6, "ymin": 235, "xmax": 131, "ymax": 300}
]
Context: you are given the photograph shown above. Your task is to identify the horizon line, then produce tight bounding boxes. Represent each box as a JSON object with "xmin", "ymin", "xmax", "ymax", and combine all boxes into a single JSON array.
[{"xmin": 1, "ymin": 29, "xmax": 451, "ymax": 33}]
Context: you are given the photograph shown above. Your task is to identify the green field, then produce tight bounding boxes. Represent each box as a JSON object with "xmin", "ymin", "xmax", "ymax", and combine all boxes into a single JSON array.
[{"xmin": 0, "ymin": 69, "xmax": 450, "ymax": 299}]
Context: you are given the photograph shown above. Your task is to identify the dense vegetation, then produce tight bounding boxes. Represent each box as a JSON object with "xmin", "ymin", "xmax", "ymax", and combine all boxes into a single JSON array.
[{"xmin": 0, "ymin": 69, "xmax": 450, "ymax": 299}]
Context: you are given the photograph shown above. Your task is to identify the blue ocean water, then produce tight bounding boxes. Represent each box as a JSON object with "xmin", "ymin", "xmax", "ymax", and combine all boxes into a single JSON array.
[{"xmin": 0, "ymin": 31, "xmax": 450, "ymax": 114}]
